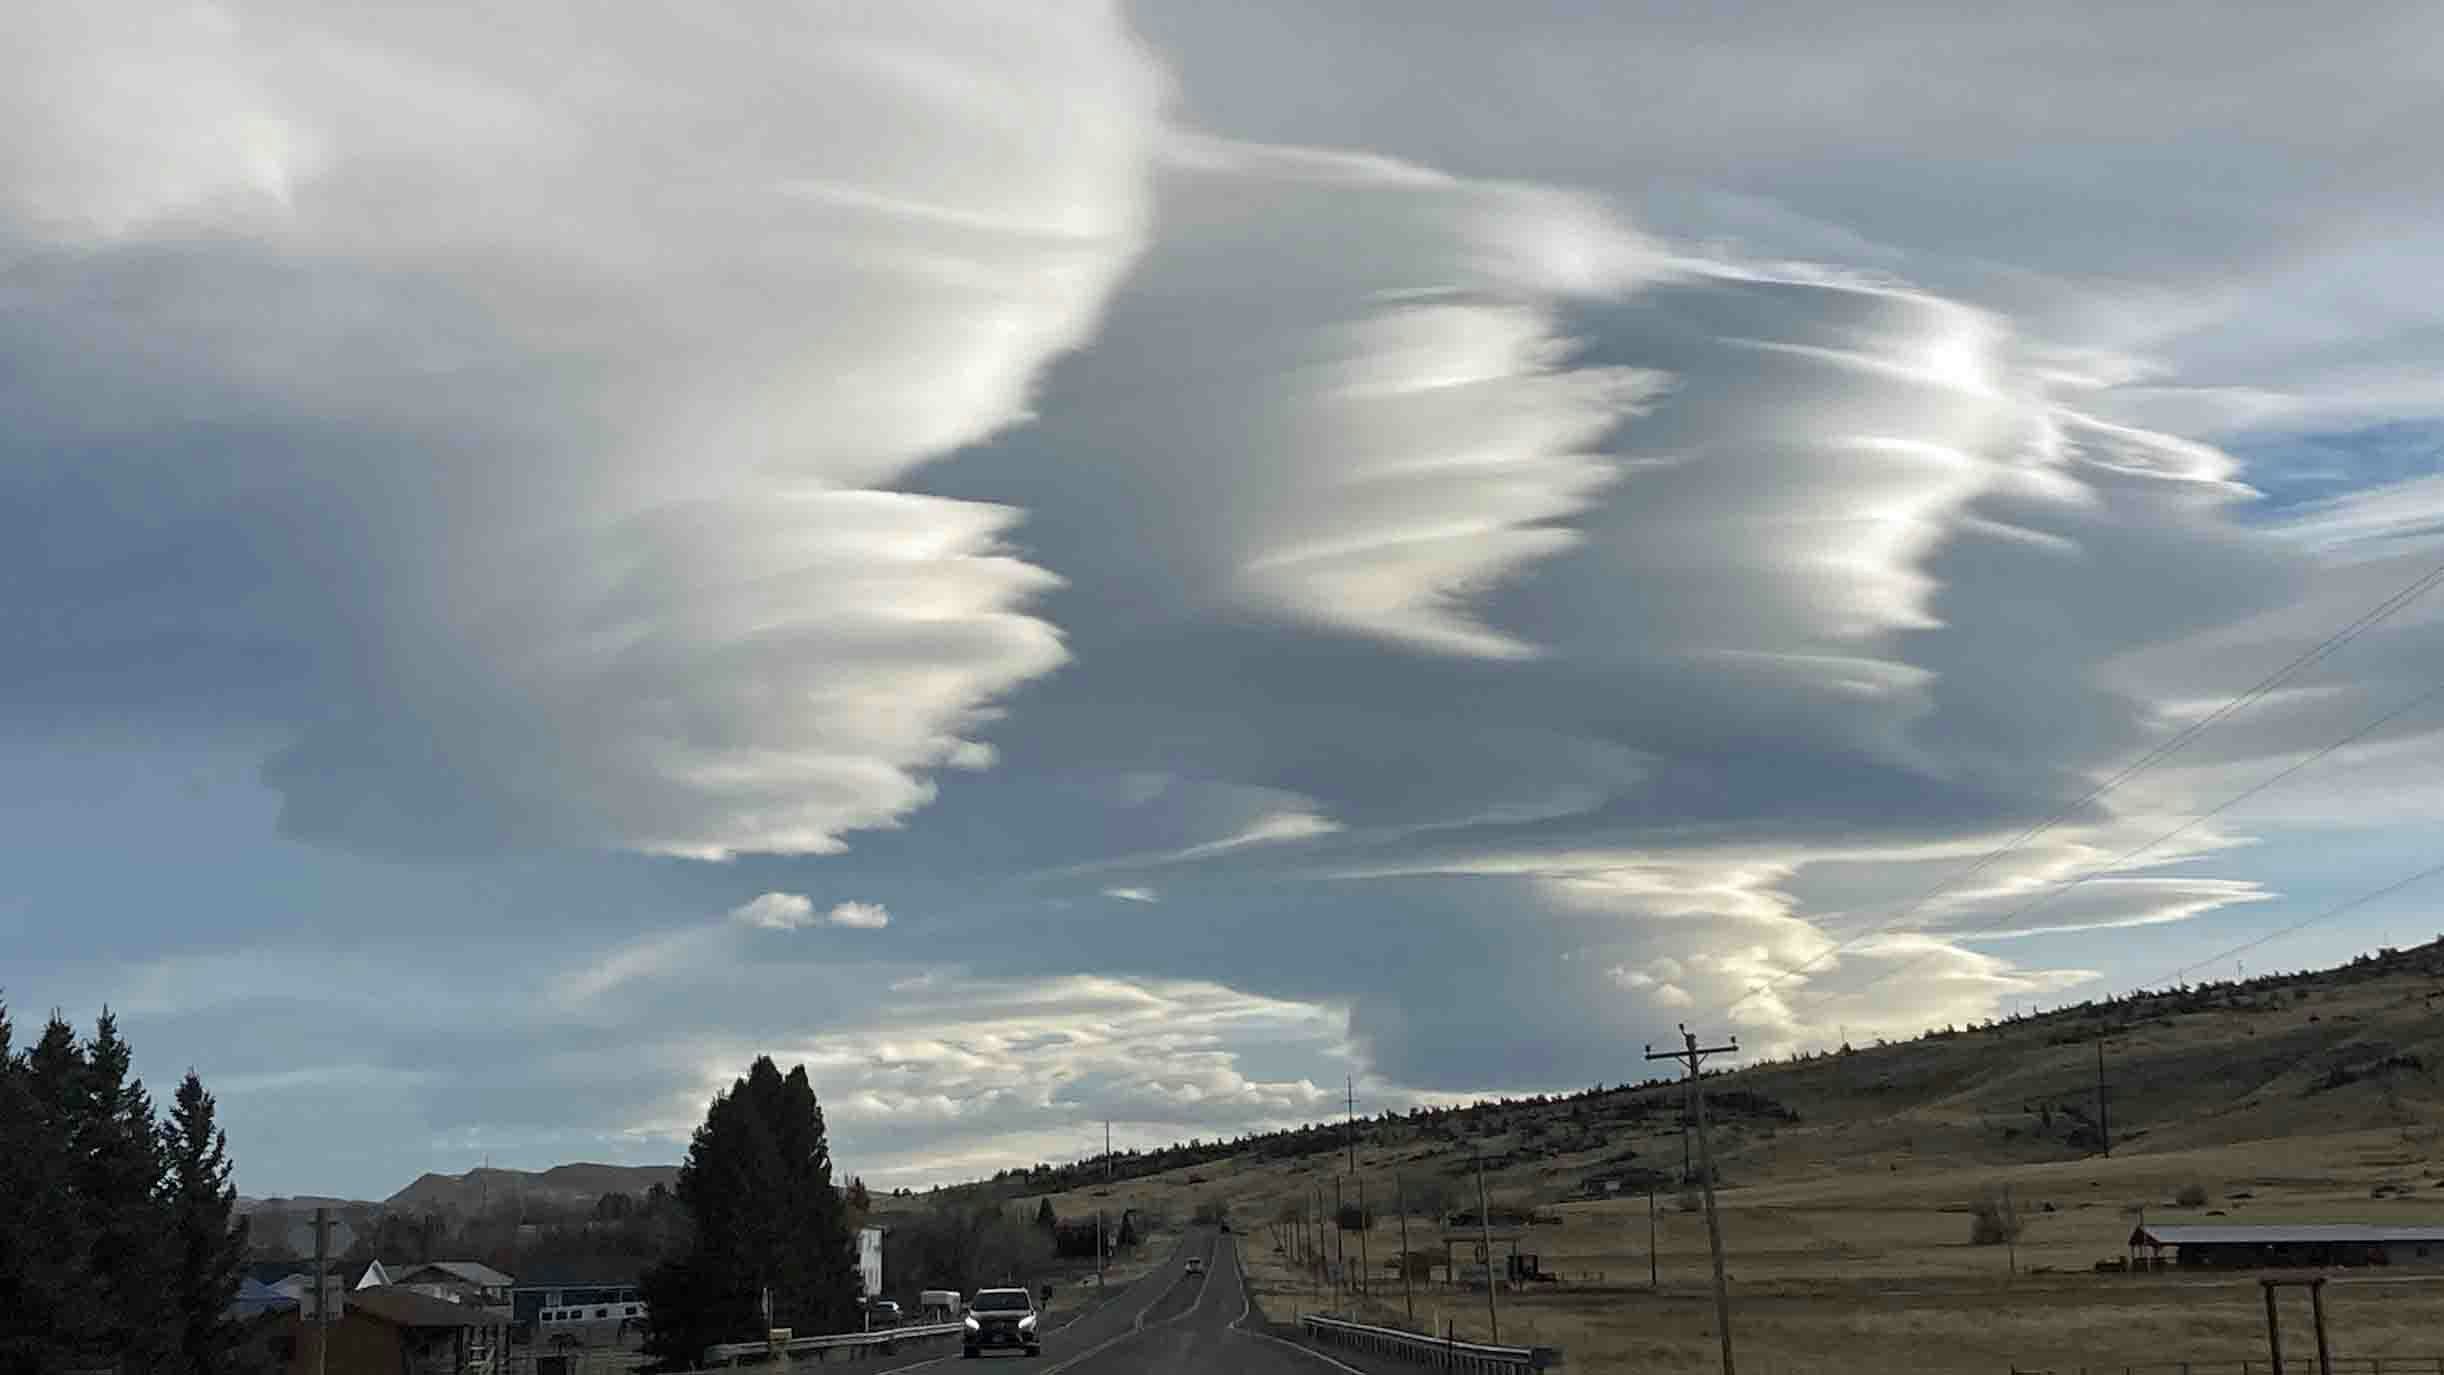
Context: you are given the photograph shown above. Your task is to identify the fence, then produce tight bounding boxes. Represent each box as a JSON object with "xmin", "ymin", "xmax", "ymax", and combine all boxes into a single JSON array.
[
  {"xmin": 2012, "ymin": 1360, "xmax": 2444, "ymax": 1375},
  {"xmin": 1300, "ymin": 1313, "xmax": 1564, "ymax": 1372},
  {"xmin": 696, "ymin": 1321, "xmax": 967, "ymax": 1367}
]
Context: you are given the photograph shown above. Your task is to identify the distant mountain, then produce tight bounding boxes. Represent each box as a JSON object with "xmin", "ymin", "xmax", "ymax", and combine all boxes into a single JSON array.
[{"xmin": 385, "ymin": 1162, "xmax": 679, "ymax": 1215}]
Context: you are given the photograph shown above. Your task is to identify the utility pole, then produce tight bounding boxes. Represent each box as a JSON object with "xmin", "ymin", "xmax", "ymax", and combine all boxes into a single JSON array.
[
  {"xmin": 1097, "ymin": 1121, "xmax": 1111, "ymax": 1291},
  {"xmin": 1474, "ymin": 1148, "xmax": 1498, "ymax": 1343},
  {"xmin": 1650, "ymin": 1025, "xmax": 1740, "ymax": 1375},
  {"xmin": 2095, "ymin": 1040, "xmax": 2111, "ymax": 1158},
  {"xmin": 1339, "ymin": 1177, "xmax": 1358, "ymax": 1299},
  {"xmin": 313, "ymin": 1205, "xmax": 331, "ymax": 1375},
  {"xmin": 1358, "ymin": 1176, "xmax": 1371, "ymax": 1298},
  {"xmin": 1313, "ymin": 1187, "xmax": 1325, "ymax": 1305},
  {"xmin": 1397, "ymin": 1174, "xmax": 1414, "ymax": 1325},
  {"xmin": 1346, "ymin": 1075, "xmax": 1358, "ymax": 1175},
  {"xmin": 2004, "ymin": 1184, "xmax": 2017, "ymax": 1279},
  {"xmin": 1647, "ymin": 1187, "xmax": 1659, "ymax": 1290}
]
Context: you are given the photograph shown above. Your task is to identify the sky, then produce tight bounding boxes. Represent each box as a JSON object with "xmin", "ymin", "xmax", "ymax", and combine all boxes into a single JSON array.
[{"xmin": 6, "ymin": 0, "xmax": 2444, "ymax": 1201}]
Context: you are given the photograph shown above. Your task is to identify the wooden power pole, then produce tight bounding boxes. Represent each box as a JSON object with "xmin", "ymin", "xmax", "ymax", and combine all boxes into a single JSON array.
[
  {"xmin": 1397, "ymin": 1174, "xmax": 1414, "ymax": 1324},
  {"xmin": 1650, "ymin": 1026, "xmax": 1740, "ymax": 1375},
  {"xmin": 2096, "ymin": 1039, "xmax": 2112, "ymax": 1158},
  {"xmin": 313, "ymin": 1205, "xmax": 331, "ymax": 1375},
  {"xmin": 1357, "ymin": 1176, "xmax": 1371, "ymax": 1297},
  {"xmin": 1475, "ymin": 1148, "xmax": 1498, "ymax": 1344},
  {"xmin": 1648, "ymin": 1187, "xmax": 1659, "ymax": 1290}
]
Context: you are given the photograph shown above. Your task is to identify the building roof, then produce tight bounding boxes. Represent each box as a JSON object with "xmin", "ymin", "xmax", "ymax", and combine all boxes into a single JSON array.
[
  {"xmin": 396, "ymin": 1260, "xmax": 515, "ymax": 1288},
  {"xmin": 229, "ymin": 1278, "xmax": 299, "ymax": 1319},
  {"xmin": 2134, "ymin": 1224, "xmax": 2444, "ymax": 1247},
  {"xmin": 347, "ymin": 1287, "xmax": 498, "ymax": 1328}
]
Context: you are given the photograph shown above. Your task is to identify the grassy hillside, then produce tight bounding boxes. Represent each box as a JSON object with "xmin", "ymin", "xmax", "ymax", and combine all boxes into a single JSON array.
[{"xmin": 997, "ymin": 939, "xmax": 2444, "ymax": 1372}]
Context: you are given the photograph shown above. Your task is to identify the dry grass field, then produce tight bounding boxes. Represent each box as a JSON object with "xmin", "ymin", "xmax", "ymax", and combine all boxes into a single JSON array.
[{"xmin": 995, "ymin": 944, "xmax": 2444, "ymax": 1372}]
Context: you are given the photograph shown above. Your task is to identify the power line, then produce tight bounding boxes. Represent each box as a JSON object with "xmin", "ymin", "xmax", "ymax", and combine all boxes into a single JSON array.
[
  {"xmin": 1819, "ymin": 675, "xmax": 2444, "ymax": 1004},
  {"xmin": 2140, "ymin": 857, "xmax": 2444, "ymax": 992},
  {"xmin": 1723, "ymin": 555, "xmax": 2444, "ymax": 1019}
]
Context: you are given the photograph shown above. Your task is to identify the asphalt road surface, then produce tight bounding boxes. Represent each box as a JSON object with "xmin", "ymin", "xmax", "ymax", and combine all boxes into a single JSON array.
[
  {"xmin": 875, "ymin": 1227, "xmax": 1332, "ymax": 1374},
  {"xmin": 1030, "ymin": 1229, "xmax": 1337, "ymax": 1375}
]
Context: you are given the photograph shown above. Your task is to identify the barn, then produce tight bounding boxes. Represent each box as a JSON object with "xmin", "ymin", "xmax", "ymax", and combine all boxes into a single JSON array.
[{"xmin": 2131, "ymin": 1223, "xmax": 2444, "ymax": 1270}]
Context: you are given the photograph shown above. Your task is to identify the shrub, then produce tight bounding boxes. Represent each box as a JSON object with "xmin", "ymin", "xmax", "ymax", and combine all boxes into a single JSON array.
[
  {"xmin": 1969, "ymin": 1189, "xmax": 2023, "ymax": 1246},
  {"xmin": 2175, "ymin": 1181, "xmax": 2210, "ymax": 1208},
  {"xmin": 1678, "ymin": 1187, "xmax": 1706, "ymax": 1215}
]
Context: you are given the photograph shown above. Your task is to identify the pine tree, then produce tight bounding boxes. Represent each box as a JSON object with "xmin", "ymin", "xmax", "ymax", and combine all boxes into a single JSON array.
[
  {"xmin": 1034, "ymin": 1197, "xmax": 1057, "ymax": 1233},
  {"xmin": 1, "ymin": 1013, "xmax": 106, "ymax": 1375},
  {"xmin": 165, "ymin": 1071, "xmax": 247, "ymax": 1375},
  {"xmin": 642, "ymin": 1057, "xmax": 861, "ymax": 1370},
  {"xmin": 844, "ymin": 1176, "xmax": 871, "ymax": 1215},
  {"xmin": 80, "ymin": 1011, "xmax": 179, "ymax": 1373}
]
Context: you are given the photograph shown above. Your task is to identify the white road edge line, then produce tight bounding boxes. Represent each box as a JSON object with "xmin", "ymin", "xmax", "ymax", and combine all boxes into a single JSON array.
[
  {"xmin": 1036, "ymin": 1235, "xmax": 1207, "ymax": 1375},
  {"xmin": 1223, "ymin": 1235, "xmax": 1369, "ymax": 1375}
]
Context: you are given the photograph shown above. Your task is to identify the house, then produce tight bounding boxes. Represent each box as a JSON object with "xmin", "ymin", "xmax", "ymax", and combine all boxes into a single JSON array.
[
  {"xmin": 354, "ymin": 1260, "xmax": 392, "ymax": 1291},
  {"xmin": 2130, "ymin": 1223, "xmax": 2444, "ymax": 1269},
  {"xmin": 384, "ymin": 1260, "xmax": 515, "ymax": 1308},
  {"xmin": 280, "ymin": 1286, "xmax": 508, "ymax": 1375}
]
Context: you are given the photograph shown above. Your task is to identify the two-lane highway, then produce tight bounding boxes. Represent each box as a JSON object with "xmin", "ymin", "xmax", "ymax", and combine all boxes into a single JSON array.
[
  {"xmin": 889, "ymin": 1228, "xmax": 1285, "ymax": 1373},
  {"xmin": 1044, "ymin": 1228, "xmax": 1341, "ymax": 1375}
]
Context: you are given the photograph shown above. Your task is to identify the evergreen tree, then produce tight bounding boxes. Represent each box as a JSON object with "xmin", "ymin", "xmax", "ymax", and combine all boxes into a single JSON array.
[
  {"xmin": 165, "ymin": 1072, "xmax": 247, "ymax": 1375},
  {"xmin": 79, "ymin": 1011, "xmax": 179, "ymax": 1373},
  {"xmin": 844, "ymin": 1176, "xmax": 871, "ymax": 1215},
  {"xmin": 0, "ymin": 1014, "xmax": 107, "ymax": 1374},
  {"xmin": 1034, "ymin": 1197, "xmax": 1057, "ymax": 1233},
  {"xmin": 642, "ymin": 1057, "xmax": 861, "ymax": 1370}
]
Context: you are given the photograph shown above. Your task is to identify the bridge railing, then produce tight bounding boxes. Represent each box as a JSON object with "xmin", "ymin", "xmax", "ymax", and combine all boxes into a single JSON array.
[
  {"xmin": 1300, "ymin": 1313, "xmax": 1564, "ymax": 1372},
  {"xmin": 698, "ymin": 1320, "xmax": 967, "ymax": 1366}
]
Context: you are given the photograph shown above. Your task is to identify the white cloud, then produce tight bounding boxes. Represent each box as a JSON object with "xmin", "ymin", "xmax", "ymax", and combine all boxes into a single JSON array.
[
  {"xmin": 724, "ymin": 894, "xmax": 888, "ymax": 931},
  {"xmin": 729, "ymin": 893, "xmax": 816, "ymax": 930},
  {"xmin": 0, "ymin": 0, "xmax": 1168, "ymax": 860},
  {"xmin": 825, "ymin": 901, "xmax": 892, "ymax": 931},
  {"xmin": 1102, "ymin": 887, "xmax": 1159, "ymax": 903}
]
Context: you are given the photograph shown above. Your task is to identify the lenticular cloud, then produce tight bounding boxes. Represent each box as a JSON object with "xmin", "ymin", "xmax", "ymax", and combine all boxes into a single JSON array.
[{"xmin": 0, "ymin": 1, "xmax": 1166, "ymax": 857}]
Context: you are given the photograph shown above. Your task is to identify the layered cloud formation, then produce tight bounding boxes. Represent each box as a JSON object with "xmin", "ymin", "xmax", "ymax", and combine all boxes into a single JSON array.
[{"xmin": 10, "ymin": 0, "xmax": 2444, "ymax": 1192}]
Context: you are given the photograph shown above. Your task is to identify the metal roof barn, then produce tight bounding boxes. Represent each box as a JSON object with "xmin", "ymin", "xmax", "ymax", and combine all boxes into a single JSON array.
[{"xmin": 2131, "ymin": 1223, "xmax": 2444, "ymax": 1270}]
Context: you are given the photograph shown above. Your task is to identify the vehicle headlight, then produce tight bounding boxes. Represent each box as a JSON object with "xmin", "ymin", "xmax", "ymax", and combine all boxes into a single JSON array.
[
  {"xmin": 964, "ymin": 1316, "xmax": 980, "ymax": 1331},
  {"xmin": 1019, "ymin": 1315, "xmax": 1037, "ymax": 1332}
]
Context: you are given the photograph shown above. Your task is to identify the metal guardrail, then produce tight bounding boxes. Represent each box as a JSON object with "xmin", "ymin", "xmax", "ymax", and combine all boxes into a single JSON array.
[
  {"xmin": 699, "ymin": 1321, "xmax": 967, "ymax": 1366},
  {"xmin": 2013, "ymin": 1361, "xmax": 2444, "ymax": 1375},
  {"xmin": 1301, "ymin": 1313, "xmax": 1564, "ymax": 1371}
]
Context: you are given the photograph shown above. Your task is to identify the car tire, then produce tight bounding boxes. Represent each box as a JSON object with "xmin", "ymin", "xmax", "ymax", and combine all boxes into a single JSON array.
[
  {"xmin": 1026, "ymin": 1345, "xmax": 1041, "ymax": 1357},
  {"xmin": 962, "ymin": 1346, "xmax": 977, "ymax": 1359}
]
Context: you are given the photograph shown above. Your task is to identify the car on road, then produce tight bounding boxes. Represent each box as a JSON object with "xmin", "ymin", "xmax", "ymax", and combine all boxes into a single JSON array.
[
  {"xmin": 963, "ymin": 1288, "xmax": 1040, "ymax": 1359},
  {"xmin": 866, "ymin": 1299, "xmax": 902, "ymax": 1329},
  {"xmin": 1185, "ymin": 1257, "xmax": 1205, "ymax": 1276}
]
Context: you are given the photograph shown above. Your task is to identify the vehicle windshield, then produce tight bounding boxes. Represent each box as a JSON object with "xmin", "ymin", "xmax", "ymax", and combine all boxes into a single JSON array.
[{"xmin": 972, "ymin": 1292, "xmax": 1031, "ymax": 1312}]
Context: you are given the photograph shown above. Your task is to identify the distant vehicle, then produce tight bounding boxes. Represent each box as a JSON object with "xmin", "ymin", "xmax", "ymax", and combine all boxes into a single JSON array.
[
  {"xmin": 963, "ymin": 1287, "xmax": 1039, "ymax": 1359},
  {"xmin": 536, "ymin": 1299, "xmax": 648, "ymax": 1347},
  {"xmin": 1185, "ymin": 1258, "xmax": 1205, "ymax": 1276},
  {"xmin": 867, "ymin": 1299, "xmax": 902, "ymax": 1328},
  {"xmin": 920, "ymin": 1289, "xmax": 963, "ymax": 1322}
]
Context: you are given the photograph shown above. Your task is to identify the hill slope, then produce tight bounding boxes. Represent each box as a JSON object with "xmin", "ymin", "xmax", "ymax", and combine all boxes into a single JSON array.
[
  {"xmin": 386, "ymin": 1161, "xmax": 679, "ymax": 1215},
  {"xmin": 990, "ymin": 939, "xmax": 2444, "ymax": 1373}
]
